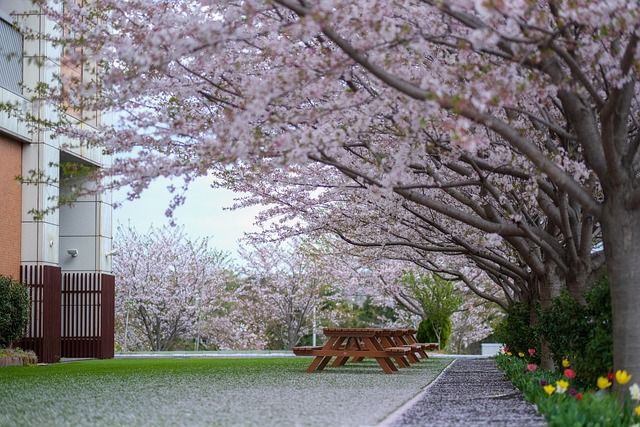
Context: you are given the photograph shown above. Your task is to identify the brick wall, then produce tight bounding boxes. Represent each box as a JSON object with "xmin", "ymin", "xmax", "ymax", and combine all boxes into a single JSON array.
[{"xmin": 0, "ymin": 135, "xmax": 22, "ymax": 279}]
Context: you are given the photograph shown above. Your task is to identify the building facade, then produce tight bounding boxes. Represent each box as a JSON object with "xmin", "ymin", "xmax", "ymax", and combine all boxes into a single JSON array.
[{"xmin": 0, "ymin": 1, "xmax": 114, "ymax": 361}]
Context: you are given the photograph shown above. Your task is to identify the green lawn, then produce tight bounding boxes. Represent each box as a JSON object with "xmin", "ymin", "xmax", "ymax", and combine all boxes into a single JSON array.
[{"xmin": 0, "ymin": 356, "xmax": 452, "ymax": 427}]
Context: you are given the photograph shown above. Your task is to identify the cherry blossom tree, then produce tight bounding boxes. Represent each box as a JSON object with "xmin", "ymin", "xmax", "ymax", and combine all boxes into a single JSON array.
[
  {"xmin": 448, "ymin": 291, "xmax": 502, "ymax": 354},
  {"xmin": 20, "ymin": 0, "xmax": 640, "ymax": 380},
  {"xmin": 114, "ymin": 224, "xmax": 233, "ymax": 351},
  {"xmin": 235, "ymin": 238, "xmax": 350, "ymax": 349}
]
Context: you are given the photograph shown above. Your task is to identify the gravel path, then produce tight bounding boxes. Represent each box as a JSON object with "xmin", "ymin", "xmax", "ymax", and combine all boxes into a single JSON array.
[{"xmin": 379, "ymin": 358, "xmax": 547, "ymax": 427}]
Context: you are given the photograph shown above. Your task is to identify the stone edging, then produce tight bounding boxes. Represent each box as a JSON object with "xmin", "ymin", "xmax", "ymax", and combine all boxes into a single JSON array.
[{"xmin": 0, "ymin": 355, "xmax": 25, "ymax": 367}]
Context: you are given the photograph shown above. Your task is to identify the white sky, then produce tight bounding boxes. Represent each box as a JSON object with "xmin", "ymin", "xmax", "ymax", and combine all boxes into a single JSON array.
[{"xmin": 112, "ymin": 176, "xmax": 264, "ymax": 259}]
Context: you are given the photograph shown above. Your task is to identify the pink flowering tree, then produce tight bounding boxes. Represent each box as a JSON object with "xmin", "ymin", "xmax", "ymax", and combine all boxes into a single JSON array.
[
  {"xmin": 113, "ymin": 224, "xmax": 234, "ymax": 351},
  {"xmin": 448, "ymin": 291, "xmax": 502, "ymax": 354},
  {"xmin": 20, "ymin": 1, "xmax": 640, "ymax": 380},
  {"xmin": 235, "ymin": 238, "xmax": 350, "ymax": 349}
]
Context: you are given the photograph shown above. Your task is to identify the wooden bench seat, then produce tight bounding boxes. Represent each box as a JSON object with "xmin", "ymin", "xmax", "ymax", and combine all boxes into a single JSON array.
[
  {"xmin": 385, "ymin": 347, "xmax": 412, "ymax": 354},
  {"xmin": 292, "ymin": 348, "xmax": 410, "ymax": 358},
  {"xmin": 292, "ymin": 346, "xmax": 324, "ymax": 355},
  {"xmin": 403, "ymin": 343, "xmax": 438, "ymax": 350}
]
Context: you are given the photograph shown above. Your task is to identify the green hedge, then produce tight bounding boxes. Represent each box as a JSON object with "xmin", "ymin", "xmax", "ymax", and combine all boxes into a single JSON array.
[
  {"xmin": 0, "ymin": 276, "xmax": 30, "ymax": 348},
  {"xmin": 540, "ymin": 278, "xmax": 612, "ymax": 388},
  {"xmin": 493, "ymin": 301, "xmax": 540, "ymax": 362},
  {"xmin": 494, "ymin": 277, "xmax": 612, "ymax": 388},
  {"xmin": 417, "ymin": 317, "xmax": 452, "ymax": 349}
]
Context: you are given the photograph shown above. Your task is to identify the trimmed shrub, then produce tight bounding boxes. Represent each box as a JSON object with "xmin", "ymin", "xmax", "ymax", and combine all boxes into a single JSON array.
[
  {"xmin": 0, "ymin": 276, "xmax": 30, "ymax": 348},
  {"xmin": 417, "ymin": 317, "xmax": 452, "ymax": 349},
  {"xmin": 535, "ymin": 277, "xmax": 612, "ymax": 388},
  {"xmin": 536, "ymin": 290, "xmax": 590, "ymax": 368},
  {"xmin": 493, "ymin": 301, "xmax": 540, "ymax": 361},
  {"xmin": 573, "ymin": 277, "xmax": 612, "ymax": 387}
]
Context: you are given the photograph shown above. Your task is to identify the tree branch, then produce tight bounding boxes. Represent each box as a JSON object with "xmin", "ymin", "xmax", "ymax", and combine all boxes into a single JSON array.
[{"xmin": 277, "ymin": 0, "xmax": 603, "ymax": 218}]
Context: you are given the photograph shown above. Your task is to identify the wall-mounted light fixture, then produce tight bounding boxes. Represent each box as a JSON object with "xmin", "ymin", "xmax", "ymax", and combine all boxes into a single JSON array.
[{"xmin": 67, "ymin": 249, "xmax": 78, "ymax": 257}]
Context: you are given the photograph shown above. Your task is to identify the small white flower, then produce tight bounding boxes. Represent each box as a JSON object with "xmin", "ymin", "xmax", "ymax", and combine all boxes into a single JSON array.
[{"xmin": 629, "ymin": 383, "xmax": 640, "ymax": 400}]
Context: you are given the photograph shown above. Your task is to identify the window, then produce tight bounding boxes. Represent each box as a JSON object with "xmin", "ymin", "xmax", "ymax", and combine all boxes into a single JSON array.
[{"xmin": 0, "ymin": 17, "xmax": 23, "ymax": 94}]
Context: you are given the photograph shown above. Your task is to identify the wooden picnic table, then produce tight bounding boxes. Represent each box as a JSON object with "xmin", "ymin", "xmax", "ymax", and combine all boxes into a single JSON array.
[{"xmin": 292, "ymin": 327, "xmax": 437, "ymax": 374}]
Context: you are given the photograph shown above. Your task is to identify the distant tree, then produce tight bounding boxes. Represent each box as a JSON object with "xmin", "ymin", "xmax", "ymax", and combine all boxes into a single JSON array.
[
  {"xmin": 113, "ymin": 224, "xmax": 233, "ymax": 351},
  {"xmin": 417, "ymin": 317, "xmax": 452, "ymax": 349},
  {"xmin": 448, "ymin": 294, "xmax": 502, "ymax": 354},
  {"xmin": 237, "ymin": 238, "xmax": 348, "ymax": 349},
  {"xmin": 344, "ymin": 296, "xmax": 399, "ymax": 329},
  {"xmin": 0, "ymin": 276, "xmax": 29, "ymax": 348},
  {"xmin": 400, "ymin": 271, "xmax": 463, "ymax": 350}
]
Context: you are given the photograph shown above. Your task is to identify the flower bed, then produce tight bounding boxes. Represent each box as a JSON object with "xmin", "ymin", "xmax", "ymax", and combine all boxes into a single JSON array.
[{"xmin": 496, "ymin": 347, "xmax": 640, "ymax": 426}]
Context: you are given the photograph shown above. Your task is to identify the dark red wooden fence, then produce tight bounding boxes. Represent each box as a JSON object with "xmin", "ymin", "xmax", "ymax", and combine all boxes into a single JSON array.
[
  {"xmin": 61, "ymin": 272, "xmax": 115, "ymax": 359},
  {"xmin": 17, "ymin": 265, "xmax": 62, "ymax": 363},
  {"xmin": 16, "ymin": 265, "xmax": 115, "ymax": 362}
]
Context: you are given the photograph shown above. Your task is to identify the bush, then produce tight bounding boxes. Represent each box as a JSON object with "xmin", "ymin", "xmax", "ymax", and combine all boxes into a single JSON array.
[
  {"xmin": 417, "ymin": 317, "xmax": 452, "ymax": 349},
  {"xmin": 535, "ymin": 277, "xmax": 612, "ymax": 388},
  {"xmin": 574, "ymin": 277, "xmax": 613, "ymax": 387},
  {"xmin": 0, "ymin": 276, "xmax": 30, "ymax": 348},
  {"xmin": 493, "ymin": 301, "xmax": 540, "ymax": 361},
  {"xmin": 537, "ymin": 290, "xmax": 590, "ymax": 368}
]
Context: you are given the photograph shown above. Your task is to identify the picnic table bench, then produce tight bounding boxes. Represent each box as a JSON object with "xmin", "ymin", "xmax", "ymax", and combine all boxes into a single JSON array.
[{"xmin": 292, "ymin": 327, "xmax": 437, "ymax": 374}]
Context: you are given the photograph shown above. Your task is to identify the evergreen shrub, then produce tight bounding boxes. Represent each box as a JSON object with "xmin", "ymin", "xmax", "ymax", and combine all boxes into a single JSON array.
[
  {"xmin": 493, "ymin": 301, "xmax": 540, "ymax": 361},
  {"xmin": 537, "ymin": 290, "xmax": 590, "ymax": 368},
  {"xmin": 0, "ymin": 276, "xmax": 30, "ymax": 348},
  {"xmin": 494, "ymin": 277, "xmax": 612, "ymax": 388},
  {"xmin": 574, "ymin": 277, "xmax": 613, "ymax": 387},
  {"xmin": 417, "ymin": 317, "xmax": 452, "ymax": 349},
  {"xmin": 536, "ymin": 277, "xmax": 612, "ymax": 387}
]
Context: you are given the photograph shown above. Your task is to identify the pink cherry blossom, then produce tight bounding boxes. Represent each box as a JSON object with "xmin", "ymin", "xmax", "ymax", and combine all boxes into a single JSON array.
[{"xmin": 17, "ymin": 0, "xmax": 640, "ymax": 378}]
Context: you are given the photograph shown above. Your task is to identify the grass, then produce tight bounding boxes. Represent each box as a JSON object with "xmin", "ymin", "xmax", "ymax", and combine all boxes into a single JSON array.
[{"xmin": 0, "ymin": 356, "xmax": 452, "ymax": 427}]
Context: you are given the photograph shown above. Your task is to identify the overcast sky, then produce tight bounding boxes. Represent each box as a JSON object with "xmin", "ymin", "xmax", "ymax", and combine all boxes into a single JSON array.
[{"xmin": 112, "ymin": 176, "xmax": 264, "ymax": 259}]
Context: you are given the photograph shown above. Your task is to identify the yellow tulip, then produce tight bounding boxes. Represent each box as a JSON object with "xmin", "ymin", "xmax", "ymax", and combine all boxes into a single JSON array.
[
  {"xmin": 616, "ymin": 370, "xmax": 632, "ymax": 385},
  {"xmin": 507, "ymin": 352, "xmax": 512, "ymax": 356},
  {"xmin": 543, "ymin": 384, "xmax": 556, "ymax": 395},
  {"xmin": 562, "ymin": 358, "xmax": 570, "ymax": 368},
  {"xmin": 635, "ymin": 405, "xmax": 640, "ymax": 416},
  {"xmin": 597, "ymin": 376, "xmax": 612, "ymax": 389}
]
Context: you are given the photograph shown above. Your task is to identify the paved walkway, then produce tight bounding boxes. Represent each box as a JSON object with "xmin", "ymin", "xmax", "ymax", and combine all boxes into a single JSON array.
[{"xmin": 379, "ymin": 358, "xmax": 547, "ymax": 427}]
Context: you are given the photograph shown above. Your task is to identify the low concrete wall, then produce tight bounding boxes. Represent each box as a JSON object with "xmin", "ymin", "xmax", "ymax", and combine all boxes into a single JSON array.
[
  {"xmin": 0, "ymin": 356, "xmax": 23, "ymax": 367},
  {"xmin": 481, "ymin": 343, "xmax": 503, "ymax": 356}
]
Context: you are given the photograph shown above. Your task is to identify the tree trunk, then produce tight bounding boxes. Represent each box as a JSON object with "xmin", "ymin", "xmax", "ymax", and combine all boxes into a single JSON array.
[
  {"xmin": 602, "ymin": 205, "xmax": 640, "ymax": 390},
  {"xmin": 434, "ymin": 329, "xmax": 441, "ymax": 351},
  {"xmin": 534, "ymin": 264, "xmax": 564, "ymax": 370}
]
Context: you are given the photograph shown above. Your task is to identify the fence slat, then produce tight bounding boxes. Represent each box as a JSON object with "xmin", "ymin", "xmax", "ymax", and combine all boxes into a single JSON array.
[{"xmin": 16, "ymin": 265, "xmax": 61, "ymax": 363}]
